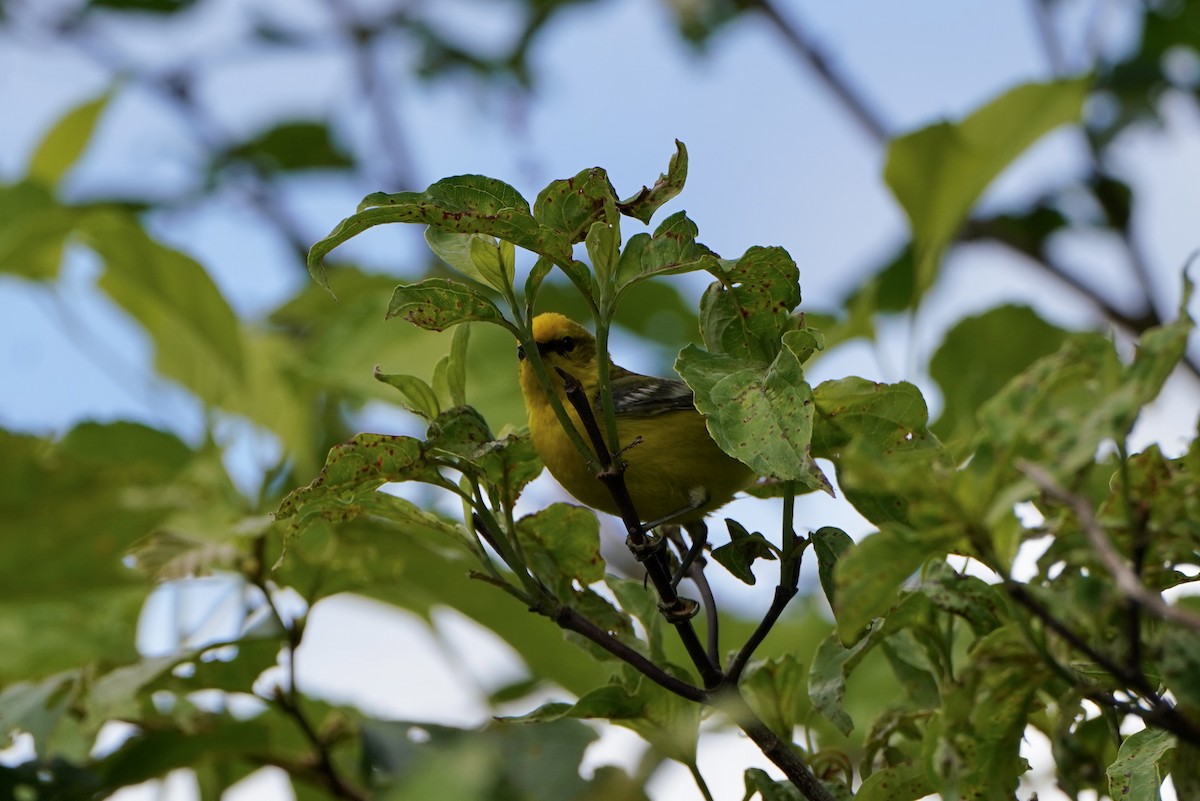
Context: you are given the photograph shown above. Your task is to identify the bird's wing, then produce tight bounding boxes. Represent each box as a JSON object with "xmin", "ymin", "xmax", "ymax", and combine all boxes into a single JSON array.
[{"xmin": 606, "ymin": 366, "xmax": 696, "ymax": 417}]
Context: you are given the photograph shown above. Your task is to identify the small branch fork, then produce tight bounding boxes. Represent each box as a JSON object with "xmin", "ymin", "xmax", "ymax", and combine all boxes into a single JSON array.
[
  {"xmin": 1000, "ymin": 461, "xmax": 1200, "ymax": 746},
  {"xmin": 249, "ymin": 538, "xmax": 369, "ymax": 801},
  {"xmin": 545, "ymin": 368, "xmax": 833, "ymax": 801}
]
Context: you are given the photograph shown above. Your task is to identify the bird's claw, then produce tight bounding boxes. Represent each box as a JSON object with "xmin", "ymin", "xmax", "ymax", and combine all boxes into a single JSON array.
[{"xmin": 658, "ymin": 596, "xmax": 700, "ymax": 622}]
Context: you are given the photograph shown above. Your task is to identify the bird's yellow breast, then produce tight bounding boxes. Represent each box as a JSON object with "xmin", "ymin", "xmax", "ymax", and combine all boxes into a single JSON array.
[{"xmin": 523, "ymin": 372, "xmax": 751, "ymax": 524}]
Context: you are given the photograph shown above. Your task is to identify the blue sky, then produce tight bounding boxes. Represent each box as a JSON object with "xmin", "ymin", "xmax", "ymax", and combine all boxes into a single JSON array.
[{"xmin": 2, "ymin": 1, "xmax": 1198, "ymax": 798}]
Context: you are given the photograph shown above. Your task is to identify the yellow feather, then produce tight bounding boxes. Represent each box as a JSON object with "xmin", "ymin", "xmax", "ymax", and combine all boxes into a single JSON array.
[{"xmin": 518, "ymin": 313, "xmax": 753, "ymax": 523}]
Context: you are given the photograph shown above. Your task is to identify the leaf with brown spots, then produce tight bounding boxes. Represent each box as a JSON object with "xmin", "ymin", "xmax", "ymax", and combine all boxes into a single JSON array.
[
  {"xmin": 386, "ymin": 278, "xmax": 515, "ymax": 334},
  {"xmin": 308, "ymin": 174, "xmax": 572, "ymax": 294},
  {"xmin": 616, "ymin": 139, "xmax": 689, "ymax": 224}
]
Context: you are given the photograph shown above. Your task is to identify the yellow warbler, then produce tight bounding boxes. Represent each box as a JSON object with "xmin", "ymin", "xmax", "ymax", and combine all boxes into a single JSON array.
[{"xmin": 517, "ymin": 313, "xmax": 753, "ymax": 525}]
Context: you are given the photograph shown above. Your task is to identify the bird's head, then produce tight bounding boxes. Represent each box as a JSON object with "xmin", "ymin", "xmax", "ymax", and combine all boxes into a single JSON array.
[{"xmin": 517, "ymin": 313, "xmax": 598, "ymax": 399}]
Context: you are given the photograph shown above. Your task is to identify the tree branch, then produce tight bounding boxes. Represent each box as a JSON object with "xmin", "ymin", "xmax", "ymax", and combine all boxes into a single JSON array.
[
  {"xmin": 748, "ymin": 0, "xmax": 890, "ymax": 144},
  {"xmin": 554, "ymin": 367, "xmax": 723, "ymax": 688},
  {"xmin": 1018, "ymin": 460, "xmax": 1200, "ymax": 634}
]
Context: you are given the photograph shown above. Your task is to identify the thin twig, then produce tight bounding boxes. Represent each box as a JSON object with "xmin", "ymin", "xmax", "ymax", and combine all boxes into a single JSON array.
[
  {"xmin": 726, "ymin": 486, "xmax": 802, "ymax": 684},
  {"xmin": 1004, "ymin": 580, "xmax": 1200, "ymax": 745},
  {"xmin": 552, "ymin": 606, "xmax": 706, "ymax": 702},
  {"xmin": 1027, "ymin": 0, "xmax": 1066, "ymax": 76},
  {"xmin": 750, "ymin": 0, "xmax": 889, "ymax": 144},
  {"xmin": 554, "ymin": 367, "xmax": 723, "ymax": 688},
  {"xmin": 248, "ymin": 538, "xmax": 368, "ymax": 801},
  {"xmin": 1019, "ymin": 460, "xmax": 1200, "ymax": 633}
]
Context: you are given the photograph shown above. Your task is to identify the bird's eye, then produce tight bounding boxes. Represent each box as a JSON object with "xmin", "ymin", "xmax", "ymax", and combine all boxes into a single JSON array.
[
  {"xmin": 517, "ymin": 345, "xmax": 526, "ymax": 361},
  {"xmin": 561, "ymin": 336, "xmax": 575, "ymax": 352}
]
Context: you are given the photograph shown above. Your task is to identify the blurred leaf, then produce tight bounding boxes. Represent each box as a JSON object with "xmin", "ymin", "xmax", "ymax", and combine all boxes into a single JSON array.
[
  {"xmin": 387, "ymin": 278, "xmax": 515, "ymax": 333},
  {"xmin": 812, "ymin": 378, "xmax": 951, "ymax": 527},
  {"xmin": 373, "ymin": 368, "xmax": 441, "ymax": 421},
  {"xmin": 833, "ymin": 524, "xmax": 959, "ymax": 643},
  {"xmin": 808, "ymin": 628, "xmax": 879, "ymax": 735},
  {"xmin": 930, "ymin": 305, "xmax": 1070, "ymax": 450},
  {"xmin": 28, "ymin": 91, "xmax": 111, "ymax": 187},
  {"xmin": 221, "ymin": 120, "xmax": 352, "ymax": 173},
  {"xmin": 0, "ymin": 182, "xmax": 78, "ymax": 280},
  {"xmin": 533, "ymin": 167, "xmax": 617, "ymax": 244},
  {"xmin": 915, "ymin": 561, "xmax": 1002, "ymax": 637},
  {"xmin": 925, "ymin": 627, "xmax": 1041, "ymax": 798},
  {"xmin": 743, "ymin": 767, "xmax": 804, "ymax": 800},
  {"xmin": 741, "ymin": 654, "xmax": 804, "ymax": 740},
  {"xmin": 677, "ymin": 330, "xmax": 830, "ymax": 491},
  {"xmin": 515, "ymin": 503, "xmax": 604, "ymax": 598},
  {"xmin": 884, "ymin": 77, "xmax": 1089, "ymax": 297},
  {"xmin": 617, "ymin": 140, "xmax": 688, "ymax": 224},
  {"xmin": 469, "ymin": 235, "xmax": 516, "ymax": 292},
  {"xmin": 81, "ymin": 210, "xmax": 246, "ymax": 403},
  {"xmin": 854, "ymin": 762, "xmax": 931, "ymax": 801},
  {"xmin": 0, "ymin": 423, "xmax": 192, "ymax": 681},
  {"xmin": 1105, "ymin": 728, "xmax": 1176, "ymax": 801},
  {"xmin": 364, "ymin": 717, "xmax": 601, "ymax": 801},
  {"xmin": 711, "ymin": 518, "xmax": 776, "ymax": 584},
  {"xmin": 812, "ymin": 526, "xmax": 853, "ymax": 610},
  {"xmin": 310, "ymin": 175, "xmax": 571, "ymax": 293}
]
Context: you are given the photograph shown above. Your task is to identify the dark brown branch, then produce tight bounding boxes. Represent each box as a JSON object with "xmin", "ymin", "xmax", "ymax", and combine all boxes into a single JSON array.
[
  {"xmin": 748, "ymin": 0, "xmax": 890, "ymax": 144},
  {"xmin": 726, "ymin": 488, "xmax": 804, "ymax": 684},
  {"xmin": 1004, "ymin": 581, "xmax": 1200, "ymax": 746},
  {"xmin": 553, "ymin": 605, "xmax": 706, "ymax": 702},
  {"xmin": 726, "ymin": 694, "xmax": 837, "ymax": 801},
  {"xmin": 554, "ymin": 367, "xmax": 723, "ymax": 688},
  {"xmin": 249, "ymin": 537, "xmax": 368, "ymax": 801},
  {"xmin": 726, "ymin": 585, "xmax": 799, "ymax": 685}
]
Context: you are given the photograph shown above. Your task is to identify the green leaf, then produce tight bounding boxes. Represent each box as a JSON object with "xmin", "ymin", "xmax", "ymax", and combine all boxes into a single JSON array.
[
  {"xmin": 515, "ymin": 504, "xmax": 604, "ymax": 598},
  {"xmin": 617, "ymin": 140, "xmax": 689, "ymax": 224},
  {"xmin": 275, "ymin": 434, "xmax": 443, "ymax": 524},
  {"xmin": 711, "ymin": 519, "xmax": 776, "ymax": 584},
  {"xmin": 386, "ymin": 278, "xmax": 515, "ymax": 333},
  {"xmin": 614, "ymin": 211, "xmax": 719, "ymax": 297},
  {"xmin": 812, "ymin": 378, "xmax": 950, "ymax": 527},
  {"xmin": 310, "ymin": 175, "xmax": 571, "ymax": 293},
  {"xmin": 28, "ymin": 91, "xmax": 111, "ymax": 187},
  {"xmin": 424, "ymin": 228, "xmax": 500, "ymax": 291},
  {"xmin": 854, "ymin": 763, "xmax": 931, "ymax": 801},
  {"xmin": 373, "ymin": 368, "xmax": 441, "ymax": 420},
  {"xmin": 585, "ymin": 218, "xmax": 619, "ymax": 296},
  {"xmin": 884, "ymin": 77, "xmax": 1090, "ymax": 296},
  {"xmin": 80, "ymin": 210, "xmax": 246, "ymax": 404},
  {"xmin": 220, "ymin": 120, "xmax": 352, "ymax": 172},
  {"xmin": 833, "ymin": 525, "xmax": 958, "ymax": 643},
  {"xmin": 744, "ymin": 767, "xmax": 804, "ymax": 800},
  {"xmin": 916, "ymin": 561, "xmax": 1003, "ymax": 636},
  {"xmin": 808, "ymin": 629, "xmax": 878, "ymax": 735},
  {"xmin": 1106, "ymin": 728, "xmax": 1176, "ymax": 801},
  {"xmin": 924, "ymin": 627, "xmax": 1043, "ymax": 798},
  {"xmin": 568, "ymin": 675, "xmax": 701, "ymax": 764},
  {"xmin": 469, "ymin": 235, "xmax": 515, "ymax": 292},
  {"xmin": 0, "ymin": 182, "xmax": 76, "ymax": 280},
  {"xmin": 698, "ymin": 246, "xmax": 801, "ymax": 361},
  {"xmin": 532, "ymin": 167, "xmax": 617, "ymax": 243},
  {"xmin": 930, "ymin": 305, "xmax": 1071, "ymax": 450},
  {"xmin": 812, "ymin": 526, "xmax": 853, "ymax": 609},
  {"xmin": 740, "ymin": 655, "xmax": 804, "ymax": 740},
  {"xmin": 447, "ymin": 323, "xmax": 471, "ymax": 407},
  {"xmin": 0, "ymin": 423, "xmax": 193, "ymax": 681},
  {"xmin": 676, "ymin": 333, "xmax": 830, "ymax": 492}
]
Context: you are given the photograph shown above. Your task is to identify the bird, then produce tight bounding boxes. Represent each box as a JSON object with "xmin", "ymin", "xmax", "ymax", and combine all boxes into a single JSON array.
[{"xmin": 516, "ymin": 312, "xmax": 753, "ymax": 536}]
